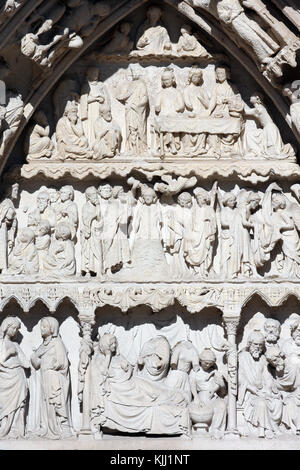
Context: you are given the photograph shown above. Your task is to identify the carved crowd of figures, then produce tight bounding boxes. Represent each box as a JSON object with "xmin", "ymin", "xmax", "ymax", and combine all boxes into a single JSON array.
[
  {"xmin": 24, "ymin": 64, "xmax": 296, "ymax": 162},
  {"xmin": 0, "ymin": 314, "xmax": 298, "ymax": 439},
  {"xmin": 3, "ymin": 180, "xmax": 300, "ymax": 280}
]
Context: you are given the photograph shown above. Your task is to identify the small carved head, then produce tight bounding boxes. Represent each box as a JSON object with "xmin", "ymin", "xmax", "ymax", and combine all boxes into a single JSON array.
[
  {"xmin": 0, "ymin": 316, "xmax": 21, "ymax": 340},
  {"xmin": 37, "ymin": 190, "xmax": 50, "ymax": 212},
  {"xmin": 40, "ymin": 316, "xmax": 59, "ymax": 339},
  {"xmin": 265, "ymin": 346, "xmax": 285, "ymax": 372},
  {"xmin": 99, "ymin": 333, "xmax": 118, "ymax": 355},
  {"xmin": 199, "ymin": 348, "xmax": 216, "ymax": 371},
  {"xmin": 99, "ymin": 183, "xmax": 113, "ymax": 200},
  {"xmin": 19, "ymin": 227, "xmax": 35, "ymax": 245},
  {"xmin": 55, "ymin": 222, "xmax": 71, "ymax": 241},
  {"xmin": 161, "ymin": 67, "xmax": 176, "ymax": 88},
  {"xmin": 290, "ymin": 318, "xmax": 300, "ymax": 345},
  {"xmin": 11, "ymin": 183, "xmax": 19, "ymax": 201},
  {"xmin": 64, "ymin": 101, "xmax": 78, "ymax": 123},
  {"xmin": 120, "ymin": 22, "xmax": 132, "ymax": 36},
  {"xmin": 94, "ymin": 1, "xmax": 111, "ymax": 18},
  {"xmin": 37, "ymin": 219, "xmax": 51, "ymax": 237},
  {"xmin": 188, "ymin": 66, "xmax": 203, "ymax": 86},
  {"xmin": 85, "ymin": 186, "xmax": 99, "ymax": 205},
  {"xmin": 215, "ymin": 65, "xmax": 230, "ymax": 83},
  {"xmin": 264, "ymin": 318, "xmax": 281, "ymax": 344},
  {"xmin": 250, "ymin": 92, "xmax": 264, "ymax": 106},
  {"xmin": 181, "ymin": 24, "xmax": 192, "ymax": 35},
  {"xmin": 60, "ymin": 185, "xmax": 74, "ymax": 202},
  {"xmin": 147, "ymin": 5, "xmax": 163, "ymax": 24},
  {"xmin": 48, "ymin": 188, "xmax": 60, "ymax": 204},
  {"xmin": 271, "ymin": 192, "xmax": 286, "ymax": 211},
  {"xmin": 193, "ymin": 187, "xmax": 210, "ymax": 206},
  {"xmin": 86, "ymin": 66, "xmax": 99, "ymax": 82},
  {"xmin": 247, "ymin": 192, "xmax": 261, "ymax": 211},
  {"xmin": 140, "ymin": 185, "xmax": 157, "ymax": 205},
  {"xmin": 33, "ymin": 110, "xmax": 48, "ymax": 127},
  {"xmin": 222, "ymin": 193, "xmax": 236, "ymax": 209},
  {"xmin": 247, "ymin": 330, "xmax": 265, "ymax": 359},
  {"xmin": 177, "ymin": 192, "xmax": 192, "ymax": 208}
]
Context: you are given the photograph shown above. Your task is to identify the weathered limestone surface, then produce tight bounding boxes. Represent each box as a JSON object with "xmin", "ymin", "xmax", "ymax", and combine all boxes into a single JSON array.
[{"xmin": 0, "ymin": 0, "xmax": 299, "ymax": 449}]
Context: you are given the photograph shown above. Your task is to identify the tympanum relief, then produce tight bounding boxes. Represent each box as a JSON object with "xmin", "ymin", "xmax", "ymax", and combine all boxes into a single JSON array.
[{"xmin": 0, "ymin": 0, "xmax": 299, "ymax": 447}]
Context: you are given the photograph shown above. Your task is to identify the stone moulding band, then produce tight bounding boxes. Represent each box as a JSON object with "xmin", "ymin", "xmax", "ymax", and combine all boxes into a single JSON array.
[
  {"xmin": 8, "ymin": 161, "xmax": 300, "ymax": 184},
  {"xmin": 0, "ymin": 281, "xmax": 299, "ymax": 314}
]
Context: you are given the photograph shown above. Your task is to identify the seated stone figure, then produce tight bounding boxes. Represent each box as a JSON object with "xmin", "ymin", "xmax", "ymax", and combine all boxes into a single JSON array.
[
  {"xmin": 189, "ymin": 348, "xmax": 227, "ymax": 438},
  {"xmin": 93, "ymin": 105, "xmax": 122, "ymax": 159},
  {"xmin": 8, "ymin": 228, "xmax": 39, "ymax": 275},
  {"xmin": 56, "ymin": 101, "xmax": 91, "ymax": 160},
  {"xmin": 43, "ymin": 222, "xmax": 76, "ymax": 277},
  {"xmin": 238, "ymin": 331, "xmax": 282, "ymax": 438},
  {"xmin": 87, "ymin": 334, "xmax": 190, "ymax": 439},
  {"xmin": 266, "ymin": 346, "xmax": 300, "ymax": 435}
]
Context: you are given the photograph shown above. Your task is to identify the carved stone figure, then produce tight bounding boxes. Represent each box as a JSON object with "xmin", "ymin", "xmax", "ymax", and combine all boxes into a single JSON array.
[
  {"xmin": 264, "ymin": 318, "xmax": 281, "ymax": 349},
  {"xmin": 238, "ymin": 331, "xmax": 281, "ymax": 438},
  {"xmin": 43, "ymin": 223, "xmax": 76, "ymax": 277},
  {"xmin": 0, "ymin": 317, "xmax": 29, "ymax": 438},
  {"xmin": 35, "ymin": 219, "xmax": 51, "ymax": 273},
  {"xmin": 154, "ymin": 67, "xmax": 185, "ymax": 156},
  {"xmin": 183, "ymin": 66, "xmax": 210, "ymax": 156},
  {"xmin": 207, "ymin": 65, "xmax": 244, "ymax": 158},
  {"xmin": 56, "ymin": 101, "xmax": 91, "ymax": 160},
  {"xmin": 100, "ymin": 22, "xmax": 134, "ymax": 55},
  {"xmin": 55, "ymin": 186, "xmax": 78, "ymax": 240},
  {"xmin": 93, "ymin": 105, "xmax": 122, "ymax": 160},
  {"xmin": 80, "ymin": 186, "xmax": 102, "ymax": 276},
  {"xmin": 283, "ymin": 83, "xmax": 300, "ymax": 136},
  {"xmin": 244, "ymin": 92, "xmax": 295, "ymax": 159},
  {"xmin": 31, "ymin": 317, "xmax": 74, "ymax": 439},
  {"xmin": 189, "ymin": 348, "xmax": 227, "ymax": 438},
  {"xmin": 25, "ymin": 111, "xmax": 54, "ymax": 161},
  {"xmin": 266, "ymin": 345, "xmax": 300, "ymax": 435},
  {"xmin": 0, "ymin": 183, "xmax": 18, "ymax": 274},
  {"xmin": 8, "ymin": 228, "xmax": 39, "ymax": 275},
  {"xmin": 115, "ymin": 70, "xmax": 149, "ymax": 154},
  {"xmin": 0, "ymin": 91, "xmax": 24, "ymax": 157},
  {"xmin": 281, "ymin": 317, "xmax": 300, "ymax": 362},
  {"xmin": 20, "ymin": 23, "xmax": 71, "ymax": 69},
  {"xmin": 189, "ymin": 0, "xmax": 280, "ymax": 65},
  {"xmin": 218, "ymin": 190, "xmax": 259, "ymax": 278},
  {"xmin": 134, "ymin": 6, "xmax": 172, "ymax": 56},
  {"xmin": 88, "ymin": 334, "xmax": 190, "ymax": 438},
  {"xmin": 185, "ymin": 186, "xmax": 217, "ymax": 277},
  {"xmin": 80, "ymin": 67, "xmax": 111, "ymax": 148},
  {"xmin": 0, "ymin": 0, "xmax": 25, "ymax": 27},
  {"xmin": 166, "ymin": 340, "xmax": 199, "ymax": 402},
  {"xmin": 269, "ymin": 192, "xmax": 300, "ymax": 278},
  {"xmin": 164, "ymin": 192, "xmax": 193, "ymax": 278},
  {"xmin": 177, "ymin": 24, "xmax": 210, "ymax": 57},
  {"xmin": 131, "ymin": 185, "xmax": 169, "ymax": 279},
  {"xmin": 28, "ymin": 190, "xmax": 56, "ymax": 232}
]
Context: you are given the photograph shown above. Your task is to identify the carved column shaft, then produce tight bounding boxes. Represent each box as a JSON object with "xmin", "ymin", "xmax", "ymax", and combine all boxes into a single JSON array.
[
  {"xmin": 78, "ymin": 307, "xmax": 95, "ymax": 434},
  {"xmin": 223, "ymin": 303, "xmax": 241, "ymax": 435}
]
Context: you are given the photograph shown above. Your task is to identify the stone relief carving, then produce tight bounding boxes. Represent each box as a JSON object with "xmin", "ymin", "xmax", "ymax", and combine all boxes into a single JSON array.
[
  {"xmin": 0, "ymin": 0, "xmax": 299, "ymax": 448},
  {"xmin": 2, "ymin": 179, "xmax": 300, "ymax": 281}
]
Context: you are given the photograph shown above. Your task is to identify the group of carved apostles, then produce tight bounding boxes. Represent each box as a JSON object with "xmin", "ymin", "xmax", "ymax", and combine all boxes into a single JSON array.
[
  {"xmin": 24, "ymin": 63, "xmax": 296, "ymax": 162},
  {"xmin": 0, "ymin": 312, "xmax": 298, "ymax": 439},
  {"xmin": 3, "ymin": 179, "xmax": 300, "ymax": 280}
]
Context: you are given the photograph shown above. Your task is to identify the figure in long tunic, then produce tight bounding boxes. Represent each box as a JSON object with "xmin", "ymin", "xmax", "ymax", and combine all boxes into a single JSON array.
[
  {"xmin": 0, "ymin": 317, "xmax": 29, "ymax": 438},
  {"xmin": 80, "ymin": 187, "xmax": 102, "ymax": 276},
  {"xmin": 31, "ymin": 317, "xmax": 74, "ymax": 439},
  {"xmin": 184, "ymin": 187, "xmax": 217, "ymax": 277},
  {"xmin": 80, "ymin": 67, "xmax": 111, "ymax": 147},
  {"xmin": 115, "ymin": 71, "xmax": 149, "ymax": 154},
  {"xmin": 135, "ymin": 6, "xmax": 172, "ymax": 55}
]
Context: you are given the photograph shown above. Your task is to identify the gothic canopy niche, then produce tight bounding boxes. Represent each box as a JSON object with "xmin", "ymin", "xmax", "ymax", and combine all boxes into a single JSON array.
[{"xmin": 0, "ymin": 0, "xmax": 299, "ymax": 449}]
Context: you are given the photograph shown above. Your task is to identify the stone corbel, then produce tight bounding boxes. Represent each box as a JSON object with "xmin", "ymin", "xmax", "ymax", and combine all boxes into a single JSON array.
[
  {"xmin": 78, "ymin": 306, "xmax": 95, "ymax": 434},
  {"xmin": 222, "ymin": 302, "xmax": 241, "ymax": 437}
]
